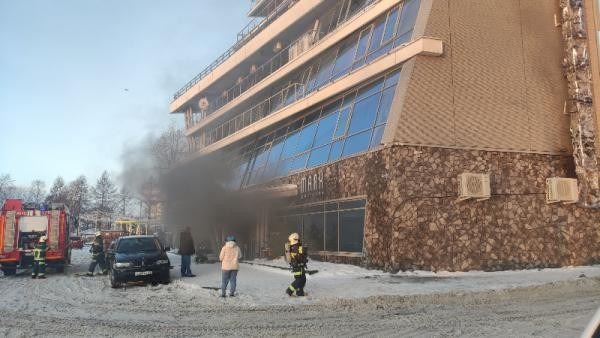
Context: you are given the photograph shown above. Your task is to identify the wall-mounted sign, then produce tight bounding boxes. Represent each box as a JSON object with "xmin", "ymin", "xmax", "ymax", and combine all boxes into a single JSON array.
[{"xmin": 298, "ymin": 171, "xmax": 324, "ymax": 199}]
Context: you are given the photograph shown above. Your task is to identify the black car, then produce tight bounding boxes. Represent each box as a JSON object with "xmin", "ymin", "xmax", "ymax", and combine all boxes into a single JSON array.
[{"xmin": 106, "ymin": 235, "xmax": 171, "ymax": 288}]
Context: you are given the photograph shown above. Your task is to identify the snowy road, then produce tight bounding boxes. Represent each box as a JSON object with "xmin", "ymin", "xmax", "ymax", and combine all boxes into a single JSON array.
[{"xmin": 0, "ymin": 249, "xmax": 599, "ymax": 337}]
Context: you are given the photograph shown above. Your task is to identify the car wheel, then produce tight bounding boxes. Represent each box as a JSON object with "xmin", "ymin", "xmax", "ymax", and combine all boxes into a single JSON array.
[{"xmin": 109, "ymin": 268, "xmax": 121, "ymax": 288}]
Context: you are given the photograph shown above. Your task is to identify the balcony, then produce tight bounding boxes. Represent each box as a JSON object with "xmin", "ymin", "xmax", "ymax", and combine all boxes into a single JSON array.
[
  {"xmin": 172, "ymin": 0, "xmax": 296, "ymax": 101},
  {"xmin": 204, "ymin": 83, "xmax": 306, "ymax": 146},
  {"xmin": 190, "ymin": 0, "xmax": 381, "ymax": 122}
]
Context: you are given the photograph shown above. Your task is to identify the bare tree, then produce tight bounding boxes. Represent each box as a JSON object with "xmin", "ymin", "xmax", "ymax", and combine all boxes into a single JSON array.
[
  {"xmin": 46, "ymin": 176, "xmax": 67, "ymax": 204},
  {"xmin": 117, "ymin": 186, "xmax": 132, "ymax": 217},
  {"xmin": 28, "ymin": 180, "xmax": 47, "ymax": 204},
  {"xmin": 66, "ymin": 176, "xmax": 89, "ymax": 232},
  {"xmin": 92, "ymin": 171, "xmax": 117, "ymax": 228},
  {"xmin": 0, "ymin": 174, "xmax": 15, "ymax": 204},
  {"xmin": 151, "ymin": 123, "xmax": 187, "ymax": 172}
]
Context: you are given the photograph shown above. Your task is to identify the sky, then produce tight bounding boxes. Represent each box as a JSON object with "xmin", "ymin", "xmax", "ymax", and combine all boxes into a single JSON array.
[{"xmin": 0, "ymin": 0, "xmax": 249, "ymax": 187}]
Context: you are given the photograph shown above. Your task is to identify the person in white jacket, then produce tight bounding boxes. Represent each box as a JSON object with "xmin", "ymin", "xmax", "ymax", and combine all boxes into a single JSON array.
[{"xmin": 219, "ymin": 235, "xmax": 242, "ymax": 297}]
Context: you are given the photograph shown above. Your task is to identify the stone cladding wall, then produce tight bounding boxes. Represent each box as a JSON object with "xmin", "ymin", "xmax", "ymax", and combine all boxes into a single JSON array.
[{"xmin": 274, "ymin": 145, "xmax": 600, "ymax": 272}]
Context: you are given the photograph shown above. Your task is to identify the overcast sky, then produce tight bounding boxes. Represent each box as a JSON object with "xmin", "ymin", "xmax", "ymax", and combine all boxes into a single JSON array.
[{"xmin": 0, "ymin": 0, "xmax": 248, "ymax": 187}]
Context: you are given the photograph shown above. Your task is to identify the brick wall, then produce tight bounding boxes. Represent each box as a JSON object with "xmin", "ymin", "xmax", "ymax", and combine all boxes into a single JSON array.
[{"xmin": 274, "ymin": 145, "xmax": 600, "ymax": 272}]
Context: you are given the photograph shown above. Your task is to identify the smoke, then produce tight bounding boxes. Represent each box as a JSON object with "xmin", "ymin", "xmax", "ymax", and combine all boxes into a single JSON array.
[{"xmin": 119, "ymin": 132, "xmax": 269, "ymax": 252}]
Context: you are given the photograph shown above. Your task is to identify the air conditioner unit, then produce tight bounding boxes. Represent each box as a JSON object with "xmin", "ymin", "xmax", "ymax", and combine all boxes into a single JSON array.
[
  {"xmin": 546, "ymin": 177, "xmax": 579, "ymax": 204},
  {"xmin": 458, "ymin": 173, "xmax": 491, "ymax": 201}
]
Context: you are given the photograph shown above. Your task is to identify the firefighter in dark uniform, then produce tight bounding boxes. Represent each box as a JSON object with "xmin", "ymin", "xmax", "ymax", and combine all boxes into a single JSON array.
[
  {"xmin": 285, "ymin": 232, "xmax": 308, "ymax": 296},
  {"xmin": 32, "ymin": 236, "xmax": 47, "ymax": 279},
  {"xmin": 87, "ymin": 231, "xmax": 108, "ymax": 276}
]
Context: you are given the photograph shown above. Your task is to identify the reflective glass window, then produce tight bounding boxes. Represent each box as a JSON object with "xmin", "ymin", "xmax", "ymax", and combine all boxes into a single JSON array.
[
  {"xmin": 348, "ymin": 93, "xmax": 380, "ymax": 134},
  {"xmin": 375, "ymin": 85, "xmax": 396, "ymax": 125},
  {"xmin": 295, "ymin": 122, "xmax": 318, "ymax": 155},
  {"xmin": 303, "ymin": 213, "xmax": 324, "ymax": 252},
  {"xmin": 356, "ymin": 78, "xmax": 384, "ymax": 101},
  {"xmin": 325, "ymin": 211, "xmax": 338, "ymax": 251},
  {"xmin": 277, "ymin": 157, "xmax": 294, "ymax": 177},
  {"xmin": 342, "ymin": 130, "xmax": 371, "ymax": 157},
  {"xmin": 333, "ymin": 106, "xmax": 351, "ymax": 139},
  {"xmin": 313, "ymin": 113, "xmax": 338, "ymax": 147},
  {"xmin": 290, "ymin": 153, "xmax": 309, "ymax": 172},
  {"xmin": 382, "ymin": 6, "xmax": 400, "ymax": 43},
  {"xmin": 367, "ymin": 16, "xmax": 386, "ymax": 54},
  {"xmin": 339, "ymin": 209, "xmax": 364, "ymax": 252},
  {"xmin": 384, "ymin": 70, "xmax": 401, "ymax": 88},
  {"xmin": 313, "ymin": 50, "xmax": 337, "ymax": 89},
  {"xmin": 353, "ymin": 25, "xmax": 372, "ymax": 69},
  {"xmin": 332, "ymin": 33, "xmax": 359, "ymax": 79},
  {"xmin": 253, "ymin": 145, "xmax": 271, "ymax": 168},
  {"xmin": 307, "ymin": 144, "xmax": 332, "ymax": 168},
  {"xmin": 280, "ymin": 131, "xmax": 300, "ymax": 159},
  {"xmin": 395, "ymin": 0, "xmax": 421, "ymax": 46},
  {"xmin": 329, "ymin": 139, "xmax": 344, "ymax": 161},
  {"xmin": 339, "ymin": 199, "xmax": 366, "ymax": 209},
  {"xmin": 370, "ymin": 124, "xmax": 385, "ymax": 148},
  {"xmin": 266, "ymin": 138, "xmax": 285, "ymax": 166}
]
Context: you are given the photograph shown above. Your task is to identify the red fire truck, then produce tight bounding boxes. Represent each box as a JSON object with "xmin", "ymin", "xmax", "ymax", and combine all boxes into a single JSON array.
[{"xmin": 0, "ymin": 199, "xmax": 72, "ymax": 276}]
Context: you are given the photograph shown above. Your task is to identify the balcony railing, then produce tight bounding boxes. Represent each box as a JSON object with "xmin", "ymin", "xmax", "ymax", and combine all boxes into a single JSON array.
[
  {"xmin": 204, "ymin": 83, "xmax": 306, "ymax": 146},
  {"xmin": 193, "ymin": 0, "xmax": 380, "ymax": 121},
  {"xmin": 172, "ymin": 0, "xmax": 296, "ymax": 101}
]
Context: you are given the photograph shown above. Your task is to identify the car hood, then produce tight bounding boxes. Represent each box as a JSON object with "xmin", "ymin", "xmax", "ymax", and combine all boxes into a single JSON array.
[{"xmin": 115, "ymin": 251, "xmax": 166, "ymax": 266}]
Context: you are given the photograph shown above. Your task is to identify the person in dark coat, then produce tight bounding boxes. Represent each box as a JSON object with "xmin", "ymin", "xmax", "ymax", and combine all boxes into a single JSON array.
[
  {"xmin": 87, "ymin": 231, "xmax": 108, "ymax": 276},
  {"xmin": 179, "ymin": 226, "xmax": 196, "ymax": 277},
  {"xmin": 285, "ymin": 232, "xmax": 308, "ymax": 296}
]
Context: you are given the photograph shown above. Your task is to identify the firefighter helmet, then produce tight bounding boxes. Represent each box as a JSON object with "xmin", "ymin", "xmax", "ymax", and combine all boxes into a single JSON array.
[
  {"xmin": 288, "ymin": 233, "xmax": 299, "ymax": 245},
  {"xmin": 39, "ymin": 236, "xmax": 47, "ymax": 243},
  {"xmin": 95, "ymin": 231, "xmax": 102, "ymax": 237}
]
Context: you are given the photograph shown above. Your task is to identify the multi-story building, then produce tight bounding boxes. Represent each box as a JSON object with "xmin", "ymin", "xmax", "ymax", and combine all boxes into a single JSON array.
[{"xmin": 170, "ymin": 0, "xmax": 600, "ymax": 272}]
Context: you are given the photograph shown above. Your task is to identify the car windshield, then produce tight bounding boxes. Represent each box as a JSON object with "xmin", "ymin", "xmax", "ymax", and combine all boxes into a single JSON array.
[{"xmin": 117, "ymin": 238, "xmax": 160, "ymax": 253}]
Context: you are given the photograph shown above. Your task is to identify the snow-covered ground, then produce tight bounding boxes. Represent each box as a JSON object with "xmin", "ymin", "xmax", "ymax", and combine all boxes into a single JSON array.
[{"xmin": 0, "ymin": 248, "xmax": 599, "ymax": 337}]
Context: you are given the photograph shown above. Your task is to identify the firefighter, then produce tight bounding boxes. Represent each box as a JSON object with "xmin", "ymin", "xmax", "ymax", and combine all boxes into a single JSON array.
[
  {"xmin": 87, "ymin": 231, "xmax": 108, "ymax": 276},
  {"xmin": 285, "ymin": 232, "xmax": 308, "ymax": 296},
  {"xmin": 32, "ymin": 236, "xmax": 47, "ymax": 279}
]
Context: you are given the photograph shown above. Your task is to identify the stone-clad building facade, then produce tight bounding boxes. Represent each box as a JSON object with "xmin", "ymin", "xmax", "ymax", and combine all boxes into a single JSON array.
[{"xmin": 171, "ymin": 0, "xmax": 600, "ymax": 271}]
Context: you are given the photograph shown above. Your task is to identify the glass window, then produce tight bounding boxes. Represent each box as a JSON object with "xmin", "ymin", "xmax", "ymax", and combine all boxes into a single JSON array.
[
  {"xmin": 333, "ymin": 106, "xmax": 351, "ymax": 138},
  {"xmin": 307, "ymin": 144, "xmax": 332, "ymax": 168},
  {"xmin": 325, "ymin": 202, "xmax": 338, "ymax": 211},
  {"xmin": 329, "ymin": 139, "xmax": 344, "ymax": 161},
  {"xmin": 277, "ymin": 157, "xmax": 295, "ymax": 177},
  {"xmin": 367, "ymin": 15, "xmax": 386, "ymax": 54},
  {"xmin": 290, "ymin": 153, "xmax": 309, "ymax": 172},
  {"xmin": 384, "ymin": 69, "xmax": 401, "ymax": 88},
  {"xmin": 332, "ymin": 33, "xmax": 359, "ymax": 79},
  {"xmin": 313, "ymin": 113, "xmax": 338, "ymax": 147},
  {"xmin": 370, "ymin": 125, "xmax": 385, "ymax": 148},
  {"xmin": 266, "ymin": 138, "xmax": 285, "ymax": 167},
  {"xmin": 253, "ymin": 145, "xmax": 271, "ymax": 168},
  {"xmin": 355, "ymin": 78, "xmax": 384, "ymax": 102},
  {"xmin": 382, "ymin": 6, "xmax": 400, "ymax": 44},
  {"xmin": 339, "ymin": 209, "xmax": 365, "ymax": 252},
  {"xmin": 395, "ymin": 0, "xmax": 421, "ymax": 46},
  {"xmin": 313, "ymin": 50, "xmax": 337, "ymax": 89},
  {"xmin": 348, "ymin": 93, "xmax": 380, "ymax": 134},
  {"xmin": 280, "ymin": 131, "xmax": 300, "ymax": 159},
  {"xmin": 325, "ymin": 212, "xmax": 338, "ymax": 251},
  {"xmin": 339, "ymin": 199, "xmax": 366, "ymax": 209},
  {"xmin": 295, "ymin": 122, "xmax": 319, "ymax": 154},
  {"xmin": 353, "ymin": 25, "xmax": 373, "ymax": 69},
  {"xmin": 375, "ymin": 85, "xmax": 396, "ymax": 125},
  {"xmin": 342, "ymin": 130, "xmax": 371, "ymax": 157},
  {"xmin": 303, "ymin": 213, "xmax": 324, "ymax": 252}
]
